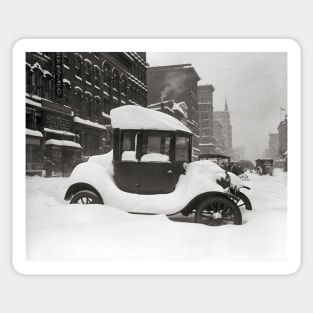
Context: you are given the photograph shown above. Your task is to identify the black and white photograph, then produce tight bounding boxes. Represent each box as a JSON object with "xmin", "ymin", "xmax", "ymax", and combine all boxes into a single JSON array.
[{"xmin": 13, "ymin": 39, "xmax": 300, "ymax": 274}]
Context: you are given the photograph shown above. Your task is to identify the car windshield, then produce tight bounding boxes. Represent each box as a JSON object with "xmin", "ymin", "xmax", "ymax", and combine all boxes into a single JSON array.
[{"xmin": 141, "ymin": 133, "xmax": 171, "ymax": 162}]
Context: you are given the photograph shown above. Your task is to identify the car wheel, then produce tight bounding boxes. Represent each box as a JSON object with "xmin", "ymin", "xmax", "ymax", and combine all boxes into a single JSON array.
[
  {"xmin": 195, "ymin": 196, "xmax": 242, "ymax": 226},
  {"xmin": 70, "ymin": 190, "xmax": 101, "ymax": 205},
  {"xmin": 235, "ymin": 191, "xmax": 252, "ymax": 210}
]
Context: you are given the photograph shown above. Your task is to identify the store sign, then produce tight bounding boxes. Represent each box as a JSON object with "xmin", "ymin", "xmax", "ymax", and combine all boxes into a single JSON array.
[
  {"xmin": 44, "ymin": 112, "xmax": 72, "ymax": 131},
  {"xmin": 55, "ymin": 52, "xmax": 63, "ymax": 99}
]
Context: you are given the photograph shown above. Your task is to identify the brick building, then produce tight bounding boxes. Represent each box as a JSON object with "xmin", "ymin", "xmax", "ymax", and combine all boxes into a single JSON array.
[
  {"xmin": 197, "ymin": 84, "xmax": 216, "ymax": 154},
  {"xmin": 26, "ymin": 52, "xmax": 148, "ymax": 176},
  {"xmin": 147, "ymin": 64, "xmax": 201, "ymax": 159},
  {"xmin": 213, "ymin": 98, "xmax": 233, "ymax": 156}
]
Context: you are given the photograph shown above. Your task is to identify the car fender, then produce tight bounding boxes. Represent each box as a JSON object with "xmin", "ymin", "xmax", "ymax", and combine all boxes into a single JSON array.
[
  {"xmin": 64, "ymin": 162, "xmax": 109, "ymax": 203},
  {"xmin": 172, "ymin": 191, "xmax": 238, "ymax": 217}
]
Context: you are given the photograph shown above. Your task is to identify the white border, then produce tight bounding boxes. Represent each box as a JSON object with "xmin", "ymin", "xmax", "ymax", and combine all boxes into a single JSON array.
[{"xmin": 12, "ymin": 39, "xmax": 301, "ymax": 275}]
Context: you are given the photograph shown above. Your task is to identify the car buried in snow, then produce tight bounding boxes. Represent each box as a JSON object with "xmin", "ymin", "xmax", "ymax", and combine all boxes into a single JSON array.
[{"xmin": 64, "ymin": 105, "xmax": 252, "ymax": 226}]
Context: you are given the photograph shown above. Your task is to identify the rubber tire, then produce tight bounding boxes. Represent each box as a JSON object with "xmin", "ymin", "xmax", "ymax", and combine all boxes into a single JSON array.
[
  {"xmin": 195, "ymin": 196, "xmax": 242, "ymax": 226},
  {"xmin": 70, "ymin": 190, "xmax": 101, "ymax": 204},
  {"xmin": 237, "ymin": 191, "xmax": 252, "ymax": 210}
]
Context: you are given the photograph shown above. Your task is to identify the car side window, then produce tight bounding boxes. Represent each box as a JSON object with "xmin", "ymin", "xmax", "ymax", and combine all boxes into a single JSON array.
[
  {"xmin": 121, "ymin": 132, "xmax": 137, "ymax": 161},
  {"xmin": 176, "ymin": 136, "xmax": 190, "ymax": 162}
]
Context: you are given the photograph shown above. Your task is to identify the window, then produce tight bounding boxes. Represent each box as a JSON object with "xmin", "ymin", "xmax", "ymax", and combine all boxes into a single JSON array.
[
  {"xmin": 63, "ymin": 53, "xmax": 69, "ymax": 67},
  {"xmin": 176, "ymin": 136, "xmax": 190, "ymax": 162},
  {"xmin": 75, "ymin": 53, "xmax": 82, "ymax": 77},
  {"xmin": 44, "ymin": 78, "xmax": 52, "ymax": 100},
  {"xmin": 102, "ymin": 62, "xmax": 111, "ymax": 86},
  {"xmin": 103, "ymin": 97, "xmax": 110, "ymax": 114},
  {"xmin": 112, "ymin": 69, "xmax": 119, "ymax": 90},
  {"xmin": 94, "ymin": 65, "xmax": 100, "ymax": 86},
  {"xmin": 120, "ymin": 74, "xmax": 127, "ymax": 95},
  {"xmin": 121, "ymin": 131, "xmax": 137, "ymax": 162},
  {"xmin": 85, "ymin": 60, "xmax": 92, "ymax": 83},
  {"xmin": 63, "ymin": 84, "xmax": 70, "ymax": 106},
  {"xmin": 94, "ymin": 97, "xmax": 101, "ymax": 121},
  {"xmin": 141, "ymin": 133, "xmax": 172, "ymax": 162},
  {"xmin": 26, "ymin": 66, "xmax": 32, "ymax": 94},
  {"xmin": 32, "ymin": 70, "xmax": 43, "ymax": 97},
  {"xmin": 74, "ymin": 89, "xmax": 83, "ymax": 116},
  {"xmin": 85, "ymin": 94, "xmax": 92, "ymax": 119}
]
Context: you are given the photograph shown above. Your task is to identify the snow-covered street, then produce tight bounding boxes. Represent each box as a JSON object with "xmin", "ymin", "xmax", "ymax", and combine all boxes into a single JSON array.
[{"xmin": 26, "ymin": 169, "xmax": 287, "ymax": 261}]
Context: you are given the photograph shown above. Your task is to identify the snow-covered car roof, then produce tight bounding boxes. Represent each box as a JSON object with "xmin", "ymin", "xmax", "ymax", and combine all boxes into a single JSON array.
[{"xmin": 110, "ymin": 105, "xmax": 192, "ymax": 134}]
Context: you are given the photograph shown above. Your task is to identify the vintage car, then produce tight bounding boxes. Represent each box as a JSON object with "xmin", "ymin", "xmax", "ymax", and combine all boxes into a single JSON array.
[
  {"xmin": 198, "ymin": 154, "xmax": 252, "ymax": 209},
  {"xmin": 256, "ymin": 158, "xmax": 274, "ymax": 176},
  {"xmin": 64, "ymin": 105, "xmax": 251, "ymax": 226}
]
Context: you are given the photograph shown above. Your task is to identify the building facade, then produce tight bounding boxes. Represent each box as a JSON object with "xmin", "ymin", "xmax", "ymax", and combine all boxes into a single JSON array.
[
  {"xmin": 268, "ymin": 133, "xmax": 279, "ymax": 159},
  {"xmin": 213, "ymin": 120, "xmax": 227, "ymax": 154},
  {"xmin": 147, "ymin": 64, "xmax": 201, "ymax": 159},
  {"xmin": 277, "ymin": 115, "xmax": 288, "ymax": 171},
  {"xmin": 197, "ymin": 84, "xmax": 216, "ymax": 154},
  {"xmin": 213, "ymin": 99, "xmax": 233, "ymax": 156},
  {"xmin": 26, "ymin": 52, "xmax": 148, "ymax": 176}
]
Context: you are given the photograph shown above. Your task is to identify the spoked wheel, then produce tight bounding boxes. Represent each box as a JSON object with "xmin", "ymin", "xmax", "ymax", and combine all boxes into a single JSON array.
[
  {"xmin": 195, "ymin": 196, "xmax": 242, "ymax": 226},
  {"xmin": 235, "ymin": 191, "xmax": 252, "ymax": 211},
  {"xmin": 70, "ymin": 190, "xmax": 101, "ymax": 205}
]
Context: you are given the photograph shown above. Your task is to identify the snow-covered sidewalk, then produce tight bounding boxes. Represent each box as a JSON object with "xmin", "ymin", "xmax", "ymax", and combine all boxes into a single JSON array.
[{"xmin": 26, "ymin": 169, "xmax": 287, "ymax": 261}]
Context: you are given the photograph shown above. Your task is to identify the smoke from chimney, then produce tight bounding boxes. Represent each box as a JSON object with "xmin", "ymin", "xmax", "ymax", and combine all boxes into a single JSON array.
[{"xmin": 160, "ymin": 72, "xmax": 189, "ymax": 102}]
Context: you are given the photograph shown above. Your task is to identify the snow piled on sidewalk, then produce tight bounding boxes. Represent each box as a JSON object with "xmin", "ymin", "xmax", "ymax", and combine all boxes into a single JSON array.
[{"xmin": 26, "ymin": 171, "xmax": 287, "ymax": 261}]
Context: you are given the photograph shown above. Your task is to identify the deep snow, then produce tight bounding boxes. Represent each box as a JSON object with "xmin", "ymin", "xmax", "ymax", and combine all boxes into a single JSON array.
[{"xmin": 26, "ymin": 169, "xmax": 287, "ymax": 261}]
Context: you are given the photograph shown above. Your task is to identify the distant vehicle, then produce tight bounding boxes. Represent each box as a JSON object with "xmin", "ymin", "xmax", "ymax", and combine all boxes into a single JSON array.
[
  {"xmin": 255, "ymin": 158, "xmax": 274, "ymax": 176},
  {"xmin": 64, "ymin": 105, "xmax": 252, "ymax": 226}
]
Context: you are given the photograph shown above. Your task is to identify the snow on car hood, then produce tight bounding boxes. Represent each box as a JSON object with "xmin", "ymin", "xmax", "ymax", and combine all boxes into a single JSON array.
[{"xmin": 69, "ymin": 154, "xmax": 232, "ymax": 215}]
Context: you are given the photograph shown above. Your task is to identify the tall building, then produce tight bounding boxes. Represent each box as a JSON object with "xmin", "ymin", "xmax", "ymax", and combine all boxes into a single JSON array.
[
  {"xmin": 198, "ymin": 84, "xmax": 216, "ymax": 154},
  {"xmin": 147, "ymin": 64, "xmax": 201, "ymax": 159},
  {"xmin": 277, "ymin": 115, "xmax": 288, "ymax": 170},
  {"xmin": 268, "ymin": 133, "xmax": 279, "ymax": 159},
  {"xmin": 213, "ymin": 120, "xmax": 227, "ymax": 154},
  {"xmin": 26, "ymin": 52, "xmax": 148, "ymax": 176},
  {"xmin": 213, "ymin": 98, "xmax": 233, "ymax": 156}
]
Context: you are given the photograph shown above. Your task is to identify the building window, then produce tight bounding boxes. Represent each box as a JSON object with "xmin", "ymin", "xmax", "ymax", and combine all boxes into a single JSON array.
[
  {"xmin": 103, "ymin": 97, "xmax": 110, "ymax": 114},
  {"xmin": 74, "ymin": 88, "xmax": 83, "ymax": 116},
  {"xmin": 75, "ymin": 53, "xmax": 82, "ymax": 77},
  {"xmin": 26, "ymin": 65, "xmax": 32, "ymax": 94},
  {"xmin": 94, "ymin": 65, "xmax": 100, "ymax": 87},
  {"xmin": 120, "ymin": 74, "xmax": 127, "ymax": 95},
  {"xmin": 112, "ymin": 69, "xmax": 119, "ymax": 90},
  {"xmin": 63, "ymin": 53, "xmax": 69, "ymax": 67},
  {"xmin": 94, "ymin": 97, "xmax": 101, "ymax": 121},
  {"xmin": 85, "ymin": 60, "xmax": 92, "ymax": 83},
  {"xmin": 63, "ymin": 84, "xmax": 70, "ymax": 106},
  {"xmin": 44, "ymin": 78, "xmax": 52, "ymax": 100},
  {"xmin": 102, "ymin": 61, "xmax": 111, "ymax": 86},
  {"xmin": 85, "ymin": 93, "xmax": 92, "ymax": 119},
  {"xmin": 32, "ymin": 69, "xmax": 43, "ymax": 97}
]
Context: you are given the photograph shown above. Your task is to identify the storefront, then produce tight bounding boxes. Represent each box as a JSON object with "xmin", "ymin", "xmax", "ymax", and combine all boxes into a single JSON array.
[
  {"xmin": 41, "ymin": 106, "xmax": 82, "ymax": 177},
  {"xmin": 26, "ymin": 129, "xmax": 44, "ymax": 176}
]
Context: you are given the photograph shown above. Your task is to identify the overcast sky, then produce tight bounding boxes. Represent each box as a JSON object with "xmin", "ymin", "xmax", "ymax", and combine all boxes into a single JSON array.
[{"xmin": 147, "ymin": 52, "xmax": 287, "ymax": 160}]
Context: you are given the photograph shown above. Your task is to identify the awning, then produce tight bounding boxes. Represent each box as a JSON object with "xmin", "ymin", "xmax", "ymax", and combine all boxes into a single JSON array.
[
  {"xmin": 45, "ymin": 139, "xmax": 82, "ymax": 149},
  {"xmin": 44, "ymin": 127, "xmax": 76, "ymax": 137}
]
